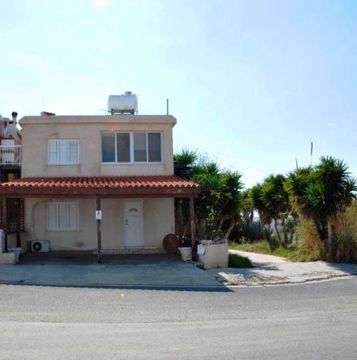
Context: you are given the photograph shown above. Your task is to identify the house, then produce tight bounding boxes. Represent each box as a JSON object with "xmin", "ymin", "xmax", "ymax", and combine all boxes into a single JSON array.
[{"xmin": 0, "ymin": 95, "xmax": 199, "ymax": 262}]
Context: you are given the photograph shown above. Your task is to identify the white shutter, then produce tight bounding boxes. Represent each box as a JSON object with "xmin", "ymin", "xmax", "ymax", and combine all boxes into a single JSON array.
[
  {"xmin": 47, "ymin": 202, "xmax": 79, "ymax": 230},
  {"xmin": 59, "ymin": 141, "xmax": 67, "ymax": 164},
  {"xmin": 47, "ymin": 139, "xmax": 79, "ymax": 164},
  {"xmin": 48, "ymin": 140, "xmax": 59, "ymax": 164},
  {"xmin": 67, "ymin": 140, "xmax": 79, "ymax": 163},
  {"xmin": 47, "ymin": 203, "xmax": 58, "ymax": 230},
  {"xmin": 68, "ymin": 202, "xmax": 79, "ymax": 230}
]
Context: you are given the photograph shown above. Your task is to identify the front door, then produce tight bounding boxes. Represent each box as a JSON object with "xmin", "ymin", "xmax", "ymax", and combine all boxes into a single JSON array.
[{"xmin": 124, "ymin": 200, "xmax": 144, "ymax": 248}]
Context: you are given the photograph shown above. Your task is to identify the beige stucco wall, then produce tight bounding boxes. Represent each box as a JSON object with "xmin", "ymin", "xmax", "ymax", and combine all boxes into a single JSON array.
[
  {"xmin": 20, "ymin": 115, "xmax": 176, "ymax": 177},
  {"xmin": 24, "ymin": 197, "xmax": 174, "ymax": 253},
  {"xmin": 19, "ymin": 115, "xmax": 176, "ymax": 253}
]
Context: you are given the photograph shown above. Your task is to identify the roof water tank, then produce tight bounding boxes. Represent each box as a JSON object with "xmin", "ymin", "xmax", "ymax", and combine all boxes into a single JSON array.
[{"xmin": 108, "ymin": 91, "xmax": 138, "ymax": 115}]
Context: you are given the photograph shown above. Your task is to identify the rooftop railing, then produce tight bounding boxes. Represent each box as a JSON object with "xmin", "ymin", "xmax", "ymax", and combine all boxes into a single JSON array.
[{"xmin": 0, "ymin": 145, "xmax": 22, "ymax": 166}]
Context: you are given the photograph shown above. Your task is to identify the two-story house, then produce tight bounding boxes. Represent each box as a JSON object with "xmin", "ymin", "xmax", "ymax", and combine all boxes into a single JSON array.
[{"xmin": 0, "ymin": 96, "xmax": 199, "ymax": 262}]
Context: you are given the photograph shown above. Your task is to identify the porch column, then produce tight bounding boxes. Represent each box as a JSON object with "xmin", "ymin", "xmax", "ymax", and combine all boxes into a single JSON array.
[
  {"xmin": 189, "ymin": 196, "xmax": 196, "ymax": 260},
  {"xmin": 2, "ymin": 197, "xmax": 7, "ymax": 252},
  {"xmin": 96, "ymin": 197, "xmax": 102, "ymax": 263},
  {"xmin": 16, "ymin": 198, "xmax": 21, "ymax": 248}
]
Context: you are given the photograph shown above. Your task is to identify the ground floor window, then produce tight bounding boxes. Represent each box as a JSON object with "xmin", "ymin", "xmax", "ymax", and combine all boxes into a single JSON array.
[{"xmin": 47, "ymin": 201, "xmax": 79, "ymax": 231}]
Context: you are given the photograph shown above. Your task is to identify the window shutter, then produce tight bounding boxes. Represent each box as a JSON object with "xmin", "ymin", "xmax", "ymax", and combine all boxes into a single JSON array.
[
  {"xmin": 69, "ymin": 202, "xmax": 79, "ymax": 229},
  {"xmin": 47, "ymin": 202, "xmax": 79, "ymax": 230},
  {"xmin": 47, "ymin": 139, "xmax": 79, "ymax": 164},
  {"xmin": 48, "ymin": 140, "xmax": 59, "ymax": 164},
  {"xmin": 68, "ymin": 140, "xmax": 79, "ymax": 163},
  {"xmin": 47, "ymin": 203, "xmax": 57, "ymax": 229}
]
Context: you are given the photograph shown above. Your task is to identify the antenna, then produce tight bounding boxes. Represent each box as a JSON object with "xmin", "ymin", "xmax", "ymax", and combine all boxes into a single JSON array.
[
  {"xmin": 166, "ymin": 98, "xmax": 169, "ymax": 115},
  {"xmin": 310, "ymin": 141, "xmax": 313, "ymax": 166}
]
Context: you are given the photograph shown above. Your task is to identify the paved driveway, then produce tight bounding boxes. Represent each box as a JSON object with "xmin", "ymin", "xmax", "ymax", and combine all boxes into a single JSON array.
[
  {"xmin": 1, "ymin": 251, "xmax": 357, "ymax": 290},
  {"xmin": 0, "ymin": 253, "xmax": 226, "ymax": 291}
]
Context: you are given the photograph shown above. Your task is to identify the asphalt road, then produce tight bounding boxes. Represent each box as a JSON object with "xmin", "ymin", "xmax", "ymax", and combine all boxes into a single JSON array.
[{"xmin": 1, "ymin": 278, "xmax": 357, "ymax": 359}]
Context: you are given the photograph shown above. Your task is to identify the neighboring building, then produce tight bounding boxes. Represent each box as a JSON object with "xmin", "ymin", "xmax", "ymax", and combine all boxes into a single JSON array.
[
  {"xmin": 0, "ymin": 96, "xmax": 199, "ymax": 261},
  {"xmin": 0, "ymin": 112, "xmax": 21, "ymax": 182},
  {"xmin": 0, "ymin": 112, "xmax": 23, "ymax": 254}
]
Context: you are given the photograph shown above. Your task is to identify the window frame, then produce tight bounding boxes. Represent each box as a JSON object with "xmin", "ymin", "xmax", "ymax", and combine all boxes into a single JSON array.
[
  {"xmin": 47, "ymin": 139, "xmax": 80, "ymax": 165},
  {"xmin": 47, "ymin": 201, "xmax": 80, "ymax": 231},
  {"xmin": 101, "ymin": 131, "xmax": 162, "ymax": 164}
]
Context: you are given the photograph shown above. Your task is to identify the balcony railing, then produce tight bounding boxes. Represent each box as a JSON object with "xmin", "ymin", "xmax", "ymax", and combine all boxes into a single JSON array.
[{"xmin": 0, "ymin": 145, "xmax": 22, "ymax": 166}]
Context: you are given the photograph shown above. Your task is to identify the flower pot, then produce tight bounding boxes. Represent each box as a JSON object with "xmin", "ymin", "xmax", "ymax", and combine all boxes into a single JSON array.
[{"xmin": 178, "ymin": 247, "xmax": 192, "ymax": 261}]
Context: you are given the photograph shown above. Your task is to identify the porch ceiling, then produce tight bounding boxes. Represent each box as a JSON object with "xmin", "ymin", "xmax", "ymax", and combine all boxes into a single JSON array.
[{"xmin": 0, "ymin": 175, "xmax": 200, "ymax": 198}]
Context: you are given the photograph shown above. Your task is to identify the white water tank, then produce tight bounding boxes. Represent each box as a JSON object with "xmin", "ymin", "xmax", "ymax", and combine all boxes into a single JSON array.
[{"xmin": 108, "ymin": 91, "xmax": 138, "ymax": 115}]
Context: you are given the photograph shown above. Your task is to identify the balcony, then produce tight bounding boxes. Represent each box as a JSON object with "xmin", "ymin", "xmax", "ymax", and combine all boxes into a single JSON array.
[{"xmin": 0, "ymin": 145, "xmax": 22, "ymax": 166}]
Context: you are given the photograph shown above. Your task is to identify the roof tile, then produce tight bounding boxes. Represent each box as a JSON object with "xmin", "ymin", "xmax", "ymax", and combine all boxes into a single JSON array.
[{"xmin": 0, "ymin": 175, "xmax": 200, "ymax": 197}]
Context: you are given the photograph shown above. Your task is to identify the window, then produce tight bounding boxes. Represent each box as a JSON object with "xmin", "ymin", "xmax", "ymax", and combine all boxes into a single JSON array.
[
  {"xmin": 101, "ymin": 134, "xmax": 115, "ymax": 162},
  {"xmin": 48, "ymin": 139, "xmax": 79, "ymax": 165},
  {"xmin": 133, "ymin": 133, "xmax": 147, "ymax": 162},
  {"xmin": 116, "ymin": 133, "xmax": 130, "ymax": 162},
  {"xmin": 148, "ymin": 133, "xmax": 161, "ymax": 162},
  {"xmin": 101, "ymin": 132, "xmax": 162, "ymax": 163},
  {"xmin": 47, "ymin": 202, "xmax": 79, "ymax": 231}
]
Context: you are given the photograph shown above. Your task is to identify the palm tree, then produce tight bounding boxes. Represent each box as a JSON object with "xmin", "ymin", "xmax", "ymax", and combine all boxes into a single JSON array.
[
  {"xmin": 218, "ymin": 171, "xmax": 243, "ymax": 239},
  {"xmin": 174, "ymin": 149, "xmax": 197, "ymax": 179},
  {"xmin": 173, "ymin": 149, "xmax": 197, "ymax": 237},
  {"xmin": 309, "ymin": 156, "xmax": 356, "ymax": 258},
  {"xmin": 250, "ymin": 175, "xmax": 291, "ymax": 245},
  {"xmin": 285, "ymin": 156, "xmax": 356, "ymax": 259},
  {"xmin": 174, "ymin": 149, "xmax": 243, "ymax": 240},
  {"xmin": 260, "ymin": 174, "xmax": 291, "ymax": 245}
]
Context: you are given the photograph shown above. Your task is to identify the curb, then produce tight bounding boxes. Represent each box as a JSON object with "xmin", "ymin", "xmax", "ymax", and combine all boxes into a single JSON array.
[{"xmin": 219, "ymin": 272, "xmax": 357, "ymax": 287}]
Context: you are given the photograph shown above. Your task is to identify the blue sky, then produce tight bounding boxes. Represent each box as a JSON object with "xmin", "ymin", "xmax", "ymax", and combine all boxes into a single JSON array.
[{"xmin": 0, "ymin": 0, "xmax": 356, "ymax": 187}]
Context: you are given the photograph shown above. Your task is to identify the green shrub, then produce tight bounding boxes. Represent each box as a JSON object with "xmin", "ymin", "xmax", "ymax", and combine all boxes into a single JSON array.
[
  {"xmin": 295, "ymin": 219, "xmax": 325, "ymax": 261},
  {"xmin": 333, "ymin": 201, "xmax": 357, "ymax": 263},
  {"xmin": 228, "ymin": 254, "xmax": 253, "ymax": 268},
  {"xmin": 229, "ymin": 239, "xmax": 323, "ymax": 262},
  {"xmin": 233, "ymin": 222, "xmax": 265, "ymax": 242}
]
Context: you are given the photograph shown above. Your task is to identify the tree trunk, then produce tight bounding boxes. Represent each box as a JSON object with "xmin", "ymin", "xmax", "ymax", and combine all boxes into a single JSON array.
[
  {"xmin": 217, "ymin": 217, "xmax": 225, "ymax": 235},
  {"xmin": 327, "ymin": 220, "xmax": 334, "ymax": 261},
  {"xmin": 288, "ymin": 227, "xmax": 295, "ymax": 243},
  {"xmin": 281, "ymin": 218, "xmax": 288, "ymax": 247},
  {"xmin": 273, "ymin": 219, "xmax": 282, "ymax": 245},
  {"xmin": 223, "ymin": 218, "xmax": 236, "ymax": 240}
]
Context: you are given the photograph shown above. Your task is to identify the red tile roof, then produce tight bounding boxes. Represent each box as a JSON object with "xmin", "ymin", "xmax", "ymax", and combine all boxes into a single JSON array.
[{"xmin": 0, "ymin": 176, "xmax": 200, "ymax": 198}]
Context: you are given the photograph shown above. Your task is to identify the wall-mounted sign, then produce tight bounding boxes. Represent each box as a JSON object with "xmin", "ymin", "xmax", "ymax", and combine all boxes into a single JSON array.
[{"xmin": 96, "ymin": 210, "xmax": 102, "ymax": 220}]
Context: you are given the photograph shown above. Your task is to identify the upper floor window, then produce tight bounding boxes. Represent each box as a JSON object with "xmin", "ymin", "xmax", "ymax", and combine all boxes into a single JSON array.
[
  {"xmin": 101, "ymin": 132, "xmax": 162, "ymax": 163},
  {"xmin": 48, "ymin": 139, "xmax": 80, "ymax": 165}
]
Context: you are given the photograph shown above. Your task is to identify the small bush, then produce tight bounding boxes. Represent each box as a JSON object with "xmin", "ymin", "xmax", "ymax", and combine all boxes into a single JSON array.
[
  {"xmin": 228, "ymin": 254, "xmax": 253, "ymax": 268},
  {"xmin": 295, "ymin": 219, "xmax": 325, "ymax": 261},
  {"xmin": 333, "ymin": 201, "xmax": 357, "ymax": 263},
  {"xmin": 235, "ymin": 222, "xmax": 264, "ymax": 242},
  {"xmin": 229, "ymin": 239, "xmax": 323, "ymax": 262}
]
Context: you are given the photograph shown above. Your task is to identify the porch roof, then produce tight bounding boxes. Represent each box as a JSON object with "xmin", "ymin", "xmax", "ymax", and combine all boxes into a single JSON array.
[{"xmin": 0, "ymin": 175, "xmax": 200, "ymax": 198}]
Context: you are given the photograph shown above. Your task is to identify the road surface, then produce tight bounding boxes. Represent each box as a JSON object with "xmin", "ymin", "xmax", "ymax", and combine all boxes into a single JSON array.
[{"xmin": 1, "ymin": 278, "xmax": 357, "ymax": 359}]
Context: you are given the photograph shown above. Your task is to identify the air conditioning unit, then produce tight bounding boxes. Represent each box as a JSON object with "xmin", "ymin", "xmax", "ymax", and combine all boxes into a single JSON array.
[{"xmin": 31, "ymin": 240, "xmax": 50, "ymax": 253}]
